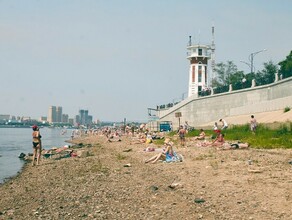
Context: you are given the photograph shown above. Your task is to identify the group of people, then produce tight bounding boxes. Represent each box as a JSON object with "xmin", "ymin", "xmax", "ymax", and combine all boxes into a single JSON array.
[
  {"xmin": 194, "ymin": 116, "xmax": 257, "ymax": 149},
  {"xmin": 176, "ymin": 116, "xmax": 256, "ymax": 150},
  {"xmin": 30, "ymin": 115, "xmax": 257, "ymax": 165}
]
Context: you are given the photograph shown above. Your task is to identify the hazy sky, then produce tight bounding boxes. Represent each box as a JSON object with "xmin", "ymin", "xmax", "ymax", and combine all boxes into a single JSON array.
[{"xmin": 1, "ymin": 0, "xmax": 291, "ymax": 122}]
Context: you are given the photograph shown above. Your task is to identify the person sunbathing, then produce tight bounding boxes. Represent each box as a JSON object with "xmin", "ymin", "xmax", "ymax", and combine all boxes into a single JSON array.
[
  {"xmin": 145, "ymin": 138, "xmax": 180, "ymax": 164},
  {"xmin": 202, "ymin": 133, "xmax": 225, "ymax": 147},
  {"xmin": 218, "ymin": 142, "xmax": 249, "ymax": 150},
  {"xmin": 194, "ymin": 129, "xmax": 206, "ymax": 140},
  {"xmin": 130, "ymin": 134, "xmax": 146, "ymax": 144}
]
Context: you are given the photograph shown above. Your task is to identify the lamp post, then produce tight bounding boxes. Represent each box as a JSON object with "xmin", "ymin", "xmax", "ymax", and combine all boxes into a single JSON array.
[
  {"xmin": 240, "ymin": 60, "xmax": 251, "ymax": 69},
  {"xmin": 249, "ymin": 49, "xmax": 267, "ymax": 73},
  {"xmin": 240, "ymin": 60, "xmax": 251, "ymax": 73}
]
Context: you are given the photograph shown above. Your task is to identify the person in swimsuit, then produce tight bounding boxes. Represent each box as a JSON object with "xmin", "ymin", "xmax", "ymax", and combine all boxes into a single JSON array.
[
  {"xmin": 32, "ymin": 125, "xmax": 42, "ymax": 166},
  {"xmin": 178, "ymin": 125, "xmax": 186, "ymax": 147},
  {"xmin": 194, "ymin": 129, "xmax": 206, "ymax": 140},
  {"xmin": 145, "ymin": 138, "xmax": 178, "ymax": 164},
  {"xmin": 206, "ymin": 133, "xmax": 225, "ymax": 147}
]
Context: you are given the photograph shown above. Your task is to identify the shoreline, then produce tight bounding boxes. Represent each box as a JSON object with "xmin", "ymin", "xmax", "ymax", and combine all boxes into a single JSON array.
[{"xmin": 1, "ymin": 135, "xmax": 292, "ymax": 219}]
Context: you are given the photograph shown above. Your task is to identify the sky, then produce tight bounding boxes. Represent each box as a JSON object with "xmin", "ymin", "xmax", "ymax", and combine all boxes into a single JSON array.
[{"xmin": 0, "ymin": 0, "xmax": 291, "ymax": 122}]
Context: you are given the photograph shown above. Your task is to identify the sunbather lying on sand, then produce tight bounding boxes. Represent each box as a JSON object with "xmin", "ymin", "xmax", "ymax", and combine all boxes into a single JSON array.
[
  {"xmin": 197, "ymin": 133, "xmax": 249, "ymax": 150},
  {"xmin": 130, "ymin": 134, "xmax": 146, "ymax": 144},
  {"xmin": 218, "ymin": 142, "xmax": 249, "ymax": 150}
]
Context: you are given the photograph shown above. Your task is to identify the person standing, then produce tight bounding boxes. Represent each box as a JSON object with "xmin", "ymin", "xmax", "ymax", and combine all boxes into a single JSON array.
[
  {"xmin": 219, "ymin": 118, "xmax": 228, "ymax": 130},
  {"xmin": 178, "ymin": 125, "xmax": 187, "ymax": 147},
  {"xmin": 213, "ymin": 122, "xmax": 221, "ymax": 133},
  {"xmin": 32, "ymin": 125, "xmax": 42, "ymax": 166},
  {"xmin": 250, "ymin": 115, "xmax": 257, "ymax": 133}
]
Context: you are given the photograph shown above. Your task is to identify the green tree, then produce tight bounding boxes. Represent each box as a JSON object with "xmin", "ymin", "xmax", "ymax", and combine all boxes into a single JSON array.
[
  {"xmin": 255, "ymin": 60, "xmax": 278, "ymax": 85},
  {"xmin": 212, "ymin": 61, "xmax": 246, "ymax": 86},
  {"xmin": 278, "ymin": 50, "xmax": 292, "ymax": 79},
  {"xmin": 212, "ymin": 61, "xmax": 238, "ymax": 87}
]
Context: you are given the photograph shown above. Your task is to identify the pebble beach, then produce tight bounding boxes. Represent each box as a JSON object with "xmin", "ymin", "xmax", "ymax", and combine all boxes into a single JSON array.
[{"xmin": 0, "ymin": 134, "xmax": 292, "ymax": 220}]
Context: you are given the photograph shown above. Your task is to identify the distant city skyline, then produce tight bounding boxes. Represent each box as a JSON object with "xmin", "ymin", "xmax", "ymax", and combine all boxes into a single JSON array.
[
  {"xmin": 0, "ymin": 1, "xmax": 291, "ymax": 121},
  {"xmin": 1, "ymin": 106, "xmax": 94, "ymax": 124}
]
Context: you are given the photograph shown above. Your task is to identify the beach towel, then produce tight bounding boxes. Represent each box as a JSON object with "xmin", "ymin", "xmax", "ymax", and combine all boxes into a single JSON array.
[{"xmin": 165, "ymin": 152, "xmax": 183, "ymax": 163}]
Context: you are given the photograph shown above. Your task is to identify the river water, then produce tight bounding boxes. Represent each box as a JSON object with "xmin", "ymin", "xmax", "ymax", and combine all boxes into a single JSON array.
[{"xmin": 0, "ymin": 127, "xmax": 72, "ymax": 184}]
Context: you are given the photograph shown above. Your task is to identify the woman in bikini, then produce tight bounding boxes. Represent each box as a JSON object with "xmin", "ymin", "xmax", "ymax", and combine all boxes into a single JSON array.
[
  {"xmin": 202, "ymin": 133, "xmax": 225, "ymax": 147},
  {"xmin": 32, "ymin": 125, "xmax": 42, "ymax": 166}
]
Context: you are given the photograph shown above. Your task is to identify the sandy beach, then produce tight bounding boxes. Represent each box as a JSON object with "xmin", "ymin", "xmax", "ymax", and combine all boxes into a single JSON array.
[{"xmin": 0, "ymin": 134, "xmax": 292, "ymax": 220}]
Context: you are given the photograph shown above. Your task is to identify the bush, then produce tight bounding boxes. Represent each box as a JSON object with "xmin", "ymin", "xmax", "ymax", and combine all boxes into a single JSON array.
[{"xmin": 284, "ymin": 106, "xmax": 291, "ymax": 113}]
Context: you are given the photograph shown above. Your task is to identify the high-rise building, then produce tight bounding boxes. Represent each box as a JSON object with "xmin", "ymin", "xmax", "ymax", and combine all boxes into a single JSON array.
[
  {"xmin": 79, "ymin": 109, "xmax": 85, "ymax": 125},
  {"xmin": 48, "ymin": 106, "xmax": 57, "ymax": 123},
  {"xmin": 48, "ymin": 106, "xmax": 63, "ymax": 123},
  {"xmin": 68, "ymin": 118, "xmax": 74, "ymax": 125},
  {"xmin": 62, "ymin": 114, "xmax": 69, "ymax": 123},
  {"xmin": 56, "ymin": 106, "xmax": 62, "ymax": 123},
  {"xmin": 75, "ymin": 109, "xmax": 93, "ymax": 126}
]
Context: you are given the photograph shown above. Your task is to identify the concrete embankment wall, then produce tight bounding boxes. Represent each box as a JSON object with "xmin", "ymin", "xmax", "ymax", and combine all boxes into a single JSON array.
[{"xmin": 158, "ymin": 77, "xmax": 292, "ymax": 129}]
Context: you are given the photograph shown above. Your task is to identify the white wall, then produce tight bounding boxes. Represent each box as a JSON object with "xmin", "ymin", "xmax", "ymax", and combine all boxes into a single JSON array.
[{"xmin": 158, "ymin": 77, "xmax": 292, "ymax": 129}]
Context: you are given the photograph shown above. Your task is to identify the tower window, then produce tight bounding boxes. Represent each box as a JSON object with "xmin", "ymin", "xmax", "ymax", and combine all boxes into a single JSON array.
[
  {"xmin": 198, "ymin": 66, "xmax": 202, "ymax": 82},
  {"xmin": 198, "ymin": 48, "xmax": 203, "ymax": 56}
]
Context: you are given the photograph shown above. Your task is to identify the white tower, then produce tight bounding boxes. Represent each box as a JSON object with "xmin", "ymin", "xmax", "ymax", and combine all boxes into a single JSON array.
[{"xmin": 187, "ymin": 36, "xmax": 211, "ymax": 97}]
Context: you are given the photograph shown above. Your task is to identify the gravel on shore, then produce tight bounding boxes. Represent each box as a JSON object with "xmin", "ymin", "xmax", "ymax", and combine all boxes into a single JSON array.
[{"xmin": 0, "ymin": 135, "xmax": 292, "ymax": 220}]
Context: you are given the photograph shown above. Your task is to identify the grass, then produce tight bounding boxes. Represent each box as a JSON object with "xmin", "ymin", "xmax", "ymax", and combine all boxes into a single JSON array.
[
  {"xmin": 211, "ymin": 123, "xmax": 292, "ymax": 149},
  {"xmin": 163, "ymin": 123, "xmax": 292, "ymax": 149}
]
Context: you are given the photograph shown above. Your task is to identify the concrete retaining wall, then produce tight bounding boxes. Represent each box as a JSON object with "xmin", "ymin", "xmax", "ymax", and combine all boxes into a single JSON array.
[{"xmin": 158, "ymin": 77, "xmax": 292, "ymax": 129}]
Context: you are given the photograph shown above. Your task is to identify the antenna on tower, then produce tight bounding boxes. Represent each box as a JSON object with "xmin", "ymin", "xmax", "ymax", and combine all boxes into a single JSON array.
[
  {"xmin": 188, "ymin": 36, "xmax": 192, "ymax": 46},
  {"xmin": 198, "ymin": 29, "xmax": 201, "ymax": 44},
  {"xmin": 210, "ymin": 23, "xmax": 216, "ymax": 83}
]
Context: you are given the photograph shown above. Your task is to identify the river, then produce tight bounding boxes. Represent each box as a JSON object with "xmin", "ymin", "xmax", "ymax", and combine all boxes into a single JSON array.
[{"xmin": 0, "ymin": 127, "xmax": 72, "ymax": 184}]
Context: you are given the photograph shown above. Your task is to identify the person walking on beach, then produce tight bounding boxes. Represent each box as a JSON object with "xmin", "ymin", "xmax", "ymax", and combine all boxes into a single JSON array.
[
  {"xmin": 32, "ymin": 125, "xmax": 42, "ymax": 166},
  {"xmin": 250, "ymin": 115, "xmax": 257, "ymax": 133}
]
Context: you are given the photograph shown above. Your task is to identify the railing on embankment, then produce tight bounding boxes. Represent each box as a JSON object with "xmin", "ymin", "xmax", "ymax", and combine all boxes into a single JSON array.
[{"xmin": 157, "ymin": 76, "xmax": 292, "ymax": 130}]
